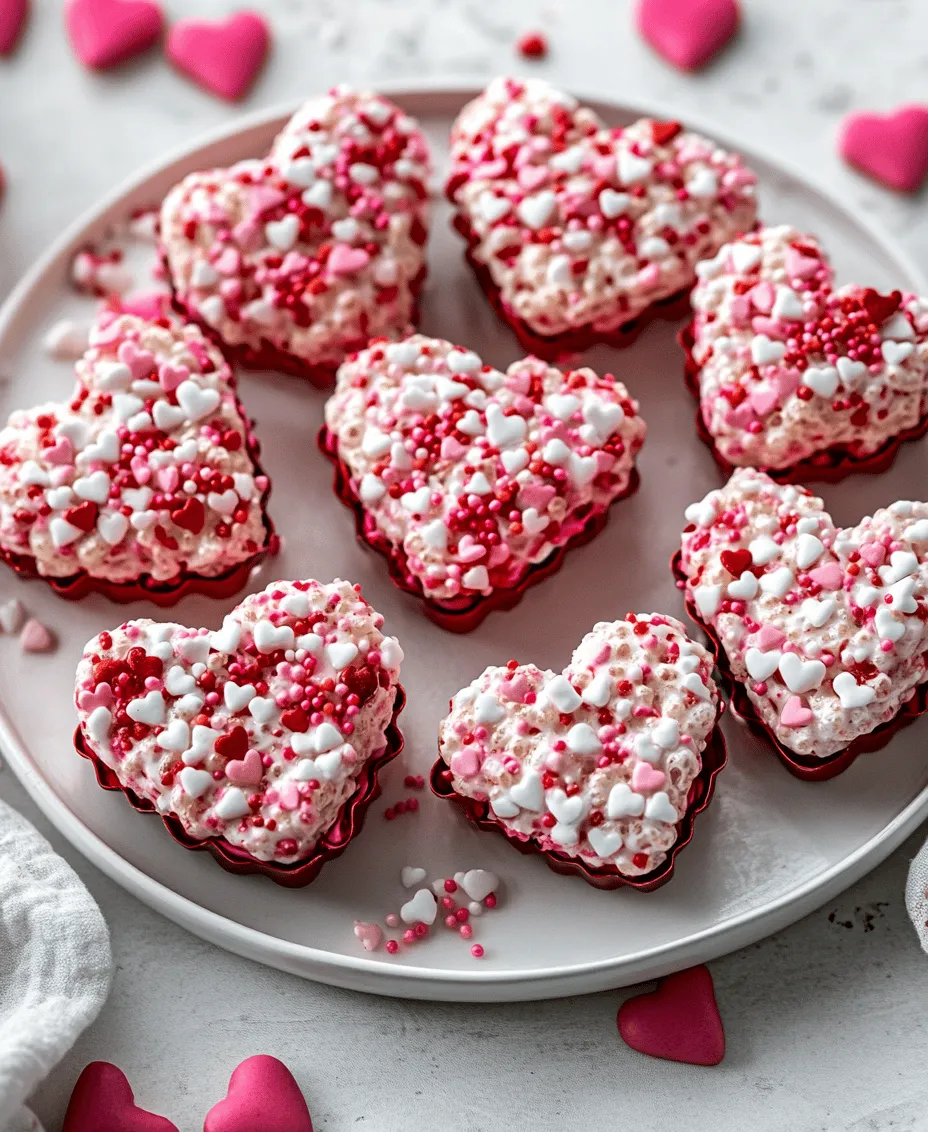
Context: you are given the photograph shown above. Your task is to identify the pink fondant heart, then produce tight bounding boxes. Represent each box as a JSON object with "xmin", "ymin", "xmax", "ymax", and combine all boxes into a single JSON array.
[
  {"xmin": 0, "ymin": 0, "xmax": 28, "ymax": 55},
  {"xmin": 353, "ymin": 919, "xmax": 383, "ymax": 951},
  {"xmin": 780, "ymin": 695, "xmax": 814, "ymax": 729},
  {"xmin": 166, "ymin": 11, "xmax": 270, "ymax": 102},
  {"xmin": 65, "ymin": 0, "xmax": 163, "ymax": 70},
  {"xmin": 636, "ymin": 0, "xmax": 739, "ymax": 71},
  {"xmin": 204, "ymin": 1055, "xmax": 313, "ymax": 1132},
  {"xmin": 118, "ymin": 339, "xmax": 155, "ymax": 379},
  {"xmin": 327, "ymin": 244, "xmax": 371, "ymax": 277},
  {"xmin": 225, "ymin": 748, "xmax": 263, "ymax": 786},
  {"xmin": 839, "ymin": 105, "xmax": 928, "ymax": 193},
  {"xmin": 631, "ymin": 761, "xmax": 667, "ymax": 793},
  {"xmin": 20, "ymin": 617, "xmax": 55, "ymax": 653},
  {"xmin": 62, "ymin": 1062, "xmax": 179, "ymax": 1132},
  {"xmin": 618, "ymin": 965, "xmax": 725, "ymax": 1065},
  {"xmin": 44, "ymin": 436, "xmax": 75, "ymax": 466}
]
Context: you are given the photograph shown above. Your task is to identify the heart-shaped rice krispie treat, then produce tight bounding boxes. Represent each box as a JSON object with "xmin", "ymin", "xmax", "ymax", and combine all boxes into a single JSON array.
[
  {"xmin": 74, "ymin": 578, "xmax": 404, "ymax": 881},
  {"xmin": 684, "ymin": 224, "xmax": 928, "ymax": 479},
  {"xmin": 434, "ymin": 614, "xmax": 725, "ymax": 888},
  {"xmin": 445, "ymin": 77, "xmax": 757, "ymax": 356},
  {"xmin": 677, "ymin": 468, "xmax": 928, "ymax": 776},
  {"xmin": 321, "ymin": 334, "xmax": 647, "ymax": 630},
  {"xmin": 160, "ymin": 85, "xmax": 430, "ymax": 385},
  {"xmin": 0, "ymin": 310, "xmax": 273, "ymax": 604}
]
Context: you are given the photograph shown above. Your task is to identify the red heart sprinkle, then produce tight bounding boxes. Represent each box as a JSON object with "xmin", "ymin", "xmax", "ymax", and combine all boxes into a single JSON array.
[
  {"xmin": 861, "ymin": 288, "xmax": 902, "ymax": 325},
  {"xmin": 166, "ymin": 11, "xmax": 270, "ymax": 102},
  {"xmin": 65, "ymin": 0, "xmax": 163, "ymax": 70},
  {"xmin": 0, "ymin": 0, "xmax": 28, "ymax": 55},
  {"xmin": 651, "ymin": 120, "xmax": 683, "ymax": 146},
  {"xmin": 65, "ymin": 500, "xmax": 99, "ymax": 532},
  {"xmin": 618, "ymin": 965, "xmax": 725, "ymax": 1065},
  {"xmin": 839, "ymin": 105, "xmax": 928, "ymax": 193},
  {"xmin": 62, "ymin": 1062, "xmax": 179, "ymax": 1132},
  {"xmin": 281, "ymin": 707, "xmax": 310, "ymax": 732},
  {"xmin": 203, "ymin": 1055, "xmax": 313, "ymax": 1132},
  {"xmin": 173, "ymin": 497, "xmax": 206, "ymax": 533},
  {"xmin": 214, "ymin": 725, "xmax": 249, "ymax": 760},
  {"xmin": 720, "ymin": 547, "xmax": 752, "ymax": 577},
  {"xmin": 636, "ymin": 0, "xmax": 739, "ymax": 72}
]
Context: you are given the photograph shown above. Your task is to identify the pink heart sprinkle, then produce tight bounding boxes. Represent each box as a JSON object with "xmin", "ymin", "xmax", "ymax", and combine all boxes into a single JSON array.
[
  {"xmin": 78, "ymin": 682, "xmax": 114, "ymax": 712},
  {"xmin": 130, "ymin": 455, "xmax": 151, "ymax": 484},
  {"xmin": 859, "ymin": 541, "xmax": 886, "ymax": 568},
  {"xmin": 631, "ymin": 761, "xmax": 667, "ymax": 793},
  {"xmin": 839, "ymin": 105, "xmax": 928, "ymax": 193},
  {"xmin": 618, "ymin": 964, "xmax": 725, "ymax": 1065},
  {"xmin": 755, "ymin": 624, "xmax": 786, "ymax": 651},
  {"xmin": 328, "ymin": 244, "xmax": 371, "ymax": 277},
  {"xmin": 440, "ymin": 436, "xmax": 466, "ymax": 461},
  {"xmin": 62, "ymin": 1062, "xmax": 179, "ymax": 1132},
  {"xmin": 166, "ymin": 11, "xmax": 270, "ymax": 102},
  {"xmin": 156, "ymin": 466, "xmax": 179, "ymax": 494},
  {"xmin": 353, "ymin": 920, "xmax": 384, "ymax": 952},
  {"xmin": 500, "ymin": 674, "xmax": 533, "ymax": 703},
  {"xmin": 780, "ymin": 695, "xmax": 813, "ymax": 729},
  {"xmin": 450, "ymin": 746, "xmax": 481, "ymax": 778},
  {"xmin": 118, "ymin": 291, "xmax": 169, "ymax": 320},
  {"xmin": 0, "ymin": 0, "xmax": 28, "ymax": 55},
  {"xmin": 456, "ymin": 536, "xmax": 487, "ymax": 563},
  {"xmin": 225, "ymin": 748, "xmax": 264, "ymax": 786},
  {"xmin": 809, "ymin": 562, "xmax": 843, "ymax": 591},
  {"xmin": 158, "ymin": 362, "xmax": 188, "ymax": 393},
  {"xmin": 65, "ymin": 0, "xmax": 163, "ymax": 70},
  {"xmin": 276, "ymin": 781, "xmax": 300, "ymax": 810},
  {"xmin": 748, "ymin": 386, "xmax": 779, "ymax": 417},
  {"xmin": 636, "ymin": 0, "xmax": 739, "ymax": 72},
  {"xmin": 749, "ymin": 281, "xmax": 775, "ymax": 313},
  {"xmin": 117, "ymin": 340, "xmax": 155, "ymax": 379},
  {"xmin": 44, "ymin": 436, "xmax": 75, "ymax": 466},
  {"xmin": 784, "ymin": 247, "xmax": 820, "ymax": 280},
  {"xmin": 20, "ymin": 618, "xmax": 55, "ymax": 653},
  {"xmin": 517, "ymin": 164, "xmax": 550, "ymax": 191},
  {"xmin": 203, "ymin": 1055, "xmax": 313, "ymax": 1132},
  {"xmin": 518, "ymin": 483, "xmax": 557, "ymax": 512}
]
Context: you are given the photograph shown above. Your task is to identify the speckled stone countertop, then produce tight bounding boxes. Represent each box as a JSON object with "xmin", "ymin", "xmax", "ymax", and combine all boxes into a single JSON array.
[{"xmin": 3, "ymin": 1, "xmax": 928, "ymax": 1129}]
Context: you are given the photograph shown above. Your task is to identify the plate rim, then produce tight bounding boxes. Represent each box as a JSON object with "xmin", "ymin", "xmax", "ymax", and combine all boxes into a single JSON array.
[{"xmin": 2, "ymin": 80, "xmax": 927, "ymax": 1001}]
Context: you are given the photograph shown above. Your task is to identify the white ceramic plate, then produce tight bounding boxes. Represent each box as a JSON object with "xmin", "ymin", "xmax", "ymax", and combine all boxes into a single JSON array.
[{"xmin": 2, "ymin": 85, "xmax": 927, "ymax": 1003}]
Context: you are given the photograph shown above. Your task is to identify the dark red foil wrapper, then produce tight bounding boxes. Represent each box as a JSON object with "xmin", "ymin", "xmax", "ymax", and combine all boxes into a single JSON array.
[
  {"xmin": 449, "ymin": 209, "xmax": 692, "ymax": 361},
  {"xmin": 74, "ymin": 686, "xmax": 406, "ymax": 887},
  {"xmin": 318, "ymin": 424, "xmax": 640, "ymax": 633},
  {"xmin": 430, "ymin": 708, "xmax": 728, "ymax": 892},
  {"xmin": 671, "ymin": 548, "xmax": 928, "ymax": 780},
  {"xmin": 680, "ymin": 321, "xmax": 928, "ymax": 484}
]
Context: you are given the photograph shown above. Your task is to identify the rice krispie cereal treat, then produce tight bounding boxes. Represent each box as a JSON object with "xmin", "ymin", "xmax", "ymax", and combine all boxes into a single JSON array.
[
  {"xmin": 684, "ymin": 224, "xmax": 928, "ymax": 479},
  {"xmin": 74, "ymin": 578, "xmax": 405, "ymax": 883},
  {"xmin": 678, "ymin": 468, "xmax": 928, "ymax": 776},
  {"xmin": 0, "ymin": 310, "xmax": 273, "ymax": 604},
  {"xmin": 434, "ymin": 615, "xmax": 725, "ymax": 889},
  {"xmin": 445, "ymin": 77, "xmax": 757, "ymax": 357},
  {"xmin": 160, "ymin": 86, "xmax": 430, "ymax": 385},
  {"xmin": 321, "ymin": 334, "xmax": 647, "ymax": 630}
]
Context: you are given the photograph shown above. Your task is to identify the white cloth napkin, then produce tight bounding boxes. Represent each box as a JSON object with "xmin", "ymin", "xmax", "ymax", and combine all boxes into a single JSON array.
[
  {"xmin": 0, "ymin": 797, "xmax": 112, "ymax": 1132},
  {"xmin": 906, "ymin": 835, "xmax": 928, "ymax": 956}
]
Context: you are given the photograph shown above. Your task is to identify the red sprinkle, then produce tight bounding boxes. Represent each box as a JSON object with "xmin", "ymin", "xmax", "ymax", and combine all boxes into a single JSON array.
[{"xmin": 516, "ymin": 31, "xmax": 548, "ymax": 59}]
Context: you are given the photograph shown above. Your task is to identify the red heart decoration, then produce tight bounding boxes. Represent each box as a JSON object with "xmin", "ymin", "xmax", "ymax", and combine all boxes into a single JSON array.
[
  {"xmin": 204, "ymin": 1055, "xmax": 313, "ymax": 1132},
  {"xmin": 618, "ymin": 965, "xmax": 725, "ymax": 1065},
  {"xmin": 65, "ymin": 0, "xmax": 163, "ymax": 70},
  {"xmin": 839, "ymin": 105, "xmax": 928, "ymax": 193},
  {"xmin": 166, "ymin": 11, "xmax": 270, "ymax": 102},
  {"xmin": 636, "ymin": 0, "xmax": 740, "ymax": 71},
  {"xmin": 62, "ymin": 1062, "xmax": 179, "ymax": 1132},
  {"xmin": 0, "ymin": 0, "xmax": 28, "ymax": 55}
]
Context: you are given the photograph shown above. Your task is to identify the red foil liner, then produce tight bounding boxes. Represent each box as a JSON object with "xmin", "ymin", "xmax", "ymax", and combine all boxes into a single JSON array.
[
  {"xmin": 450, "ymin": 211, "xmax": 692, "ymax": 361},
  {"xmin": 0, "ymin": 419, "xmax": 277, "ymax": 607},
  {"xmin": 318, "ymin": 424, "xmax": 640, "ymax": 633},
  {"xmin": 164, "ymin": 261, "xmax": 428, "ymax": 389},
  {"xmin": 74, "ymin": 685, "xmax": 406, "ymax": 887},
  {"xmin": 679, "ymin": 321, "xmax": 928, "ymax": 484},
  {"xmin": 430, "ymin": 711, "xmax": 728, "ymax": 892},
  {"xmin": 670, "ymin": 548, "xmax": 928, "ymax": 780}
]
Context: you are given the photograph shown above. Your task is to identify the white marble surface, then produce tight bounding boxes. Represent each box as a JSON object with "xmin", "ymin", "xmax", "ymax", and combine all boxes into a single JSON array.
[{"xmin": 3, "ymin": 0, "xmax": 928, "ymax": 1128}]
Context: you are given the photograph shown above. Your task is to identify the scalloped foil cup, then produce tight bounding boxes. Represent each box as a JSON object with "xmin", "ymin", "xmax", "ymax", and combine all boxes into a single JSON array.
[
  {"xmin": 670, "ymin": 548, "xmax": 928, "ymax": 780},
  {"xmin": 164, "ymin": 260, "xmax": 428, "ymax": 389},
  {"xmin": 679, "ymin": 321, "xmax": 928, "ymax": 484},
  {"xmin": 446, "ymin": 206, "xmax": 692, "ymax": 361},
  {"xmin": 74, "ymin": 685, "xmax": 406, "ymax": 887},
  {"xmin": 318, "ymin": 424, "xmax": 640, "ymax": 633},
  {"xmin": 430, "ymin": 712, "xmax": 727, "ymax": 892}
]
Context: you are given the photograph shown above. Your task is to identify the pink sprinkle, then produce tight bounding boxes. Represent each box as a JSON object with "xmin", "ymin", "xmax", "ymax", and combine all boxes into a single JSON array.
[
  {"xmin": 385, "ymin": 940, "xmax": 399, "ymax": 954},
  {"xmin": 20, "ymin": 618, "xmax": 55, "ymax": 653},
  {"xmin": 471, "ymin": 944, "xmax": 485, "ymax": 958},
  {"xmin": 460, "ymin": 924, "xmax": 473, "ymax": 940},
  {"xmin": 385, "ymin": 912, "xmax": 400, "ymax": 927}
]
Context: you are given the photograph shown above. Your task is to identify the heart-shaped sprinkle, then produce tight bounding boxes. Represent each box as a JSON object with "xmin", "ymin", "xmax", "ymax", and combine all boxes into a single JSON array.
[
  {"xmin": 680, "ymin": 468, "xmax": 928, "ymax": 762},
  {"xmin": 618, "ymin": 965, "xmax": 725, "ymax": 1065},
  {"xmin": 0, "ymin": 310, "xmax": 271, "ymax": 598},
  {"xmin": 439, "ymin": 613, "xmax": 722, "ymax": 879},
  {"xmin": 62, "ymin": 1061, "xmax": 179, "ymax": 1132},
  {"xmin": 839, "ymin": 105, "xmax": 928, "ymax": 193},
  {"xmin": 203, "ymin": 1055, "xmax": 313, "ymax": 1132},
  {"xmin": 401, "ymin": 887, "xmax": 438, "ymax": 925},
  {"xmin": 401, "ymin": 865, "xmax": 427, "ymax": 887},
  {"xmin": 687, "ymin": 224, "xmax": 928, "ymax": 475},
  {"xmin": 65, "ymin": 0, "xmax": 163, "ymax": 70},
  {"xmin": 636, "ymin": 0, "xmax": 739, "ymax": 71},
  {"xmin": 353, "ymin": 920, "xmax": 383, "ymax": 951},
  {"xmin": 0, "ymin": 0, "xmax": 27, "ymax": 55},
  {"xmin": 325, "ymin": 335, "xmax": 646, "ymax": 615},
  {"xmin": 161, "ymin": 87, "xmax": 430, "ymax": 381},
  {"xmin": 166, "ymin": 11, "xmax": 269, "ymax": 101},
  {"xmin": 20, "ymin": 617, "xmax": 55, "ymax": 653},
  {"xmin": 75, "ymin": 579, "xmax": 403, "ymax": 866},
  {"xmin": 446, "ymin": 78, "xmax": 756, "ymax": 348}
]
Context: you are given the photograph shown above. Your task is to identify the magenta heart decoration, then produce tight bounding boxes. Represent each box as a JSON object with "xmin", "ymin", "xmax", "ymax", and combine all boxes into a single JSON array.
[
  {"xmin": 62, "ymin": 1062, "xmax": 179, "ymax": 1132},
  {"xmin": 204, "ymin": 1055, "xmax": 313, "ymax": 1132},
  {"xmin": 677, "ymin": 468, "xmax": 928, "ymax": 778},
  {"xmin": 636, "ymin": 0, "xmax": 740, "ymax": 72},
  {"xmin": 618, "ymin": 965, "xmax": 725, "ymax": 1065},
  {"xmin": 166, "ymin": 11, "xmax": 270, "ymax": 102},
  {"xmin": 0, "ymin": 0, "xmax": 28, "ymax": 55},
  {"xmin": 683, "ymin": 223, "xmax": 928, "ymax": 481},
  {"xmin": 65, "ymin": 0, "xmax": 163, "ymax": 70},
  {"xmin": 839, "ymin": 104, "xmax": 928, "ymax": 193}
]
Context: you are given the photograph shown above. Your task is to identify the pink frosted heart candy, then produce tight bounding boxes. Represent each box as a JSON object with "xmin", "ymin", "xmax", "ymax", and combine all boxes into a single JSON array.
[
  {"xmin": 204, "ymin": 1055, "xmax": 313, "ymax": 1132},
  {"xmin": 65, "ymin": 0, "xmax": 163, "ymax": 70},
  {"xmin": 20, "ymin": 617, "xmax": 55, "ymax": 653},
  {"xmin": 618, "ymin": 965, "xmax": 725, "ymax": 1065},
  {"xmin": 353, "ymin": 920, "xmax": 384, "ymax": 951},
  {"xmin": 636, "ymin": 0, "xmax": 739, "ymax": 71},
  {"xmin": 780, "ymin": 695, "xmax": 813, "ymax": 729},
  {"xmin": 62, "ymin": 1062, "xmax": 179, "ymax": 1132},
  {"xmin": 327, "ymin": 244, "xmax": 371, "ymax": 276},
  {"xmin": 166, "ymin": 11, "xmax": 270, "ymax": 102},
  {"xmin": 0, "ymin": 0, "xmax": 28, "ymax": 55},
  {"xmin": 839, "ymin": 105, "xmax": 928, "ymax": 193}
]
